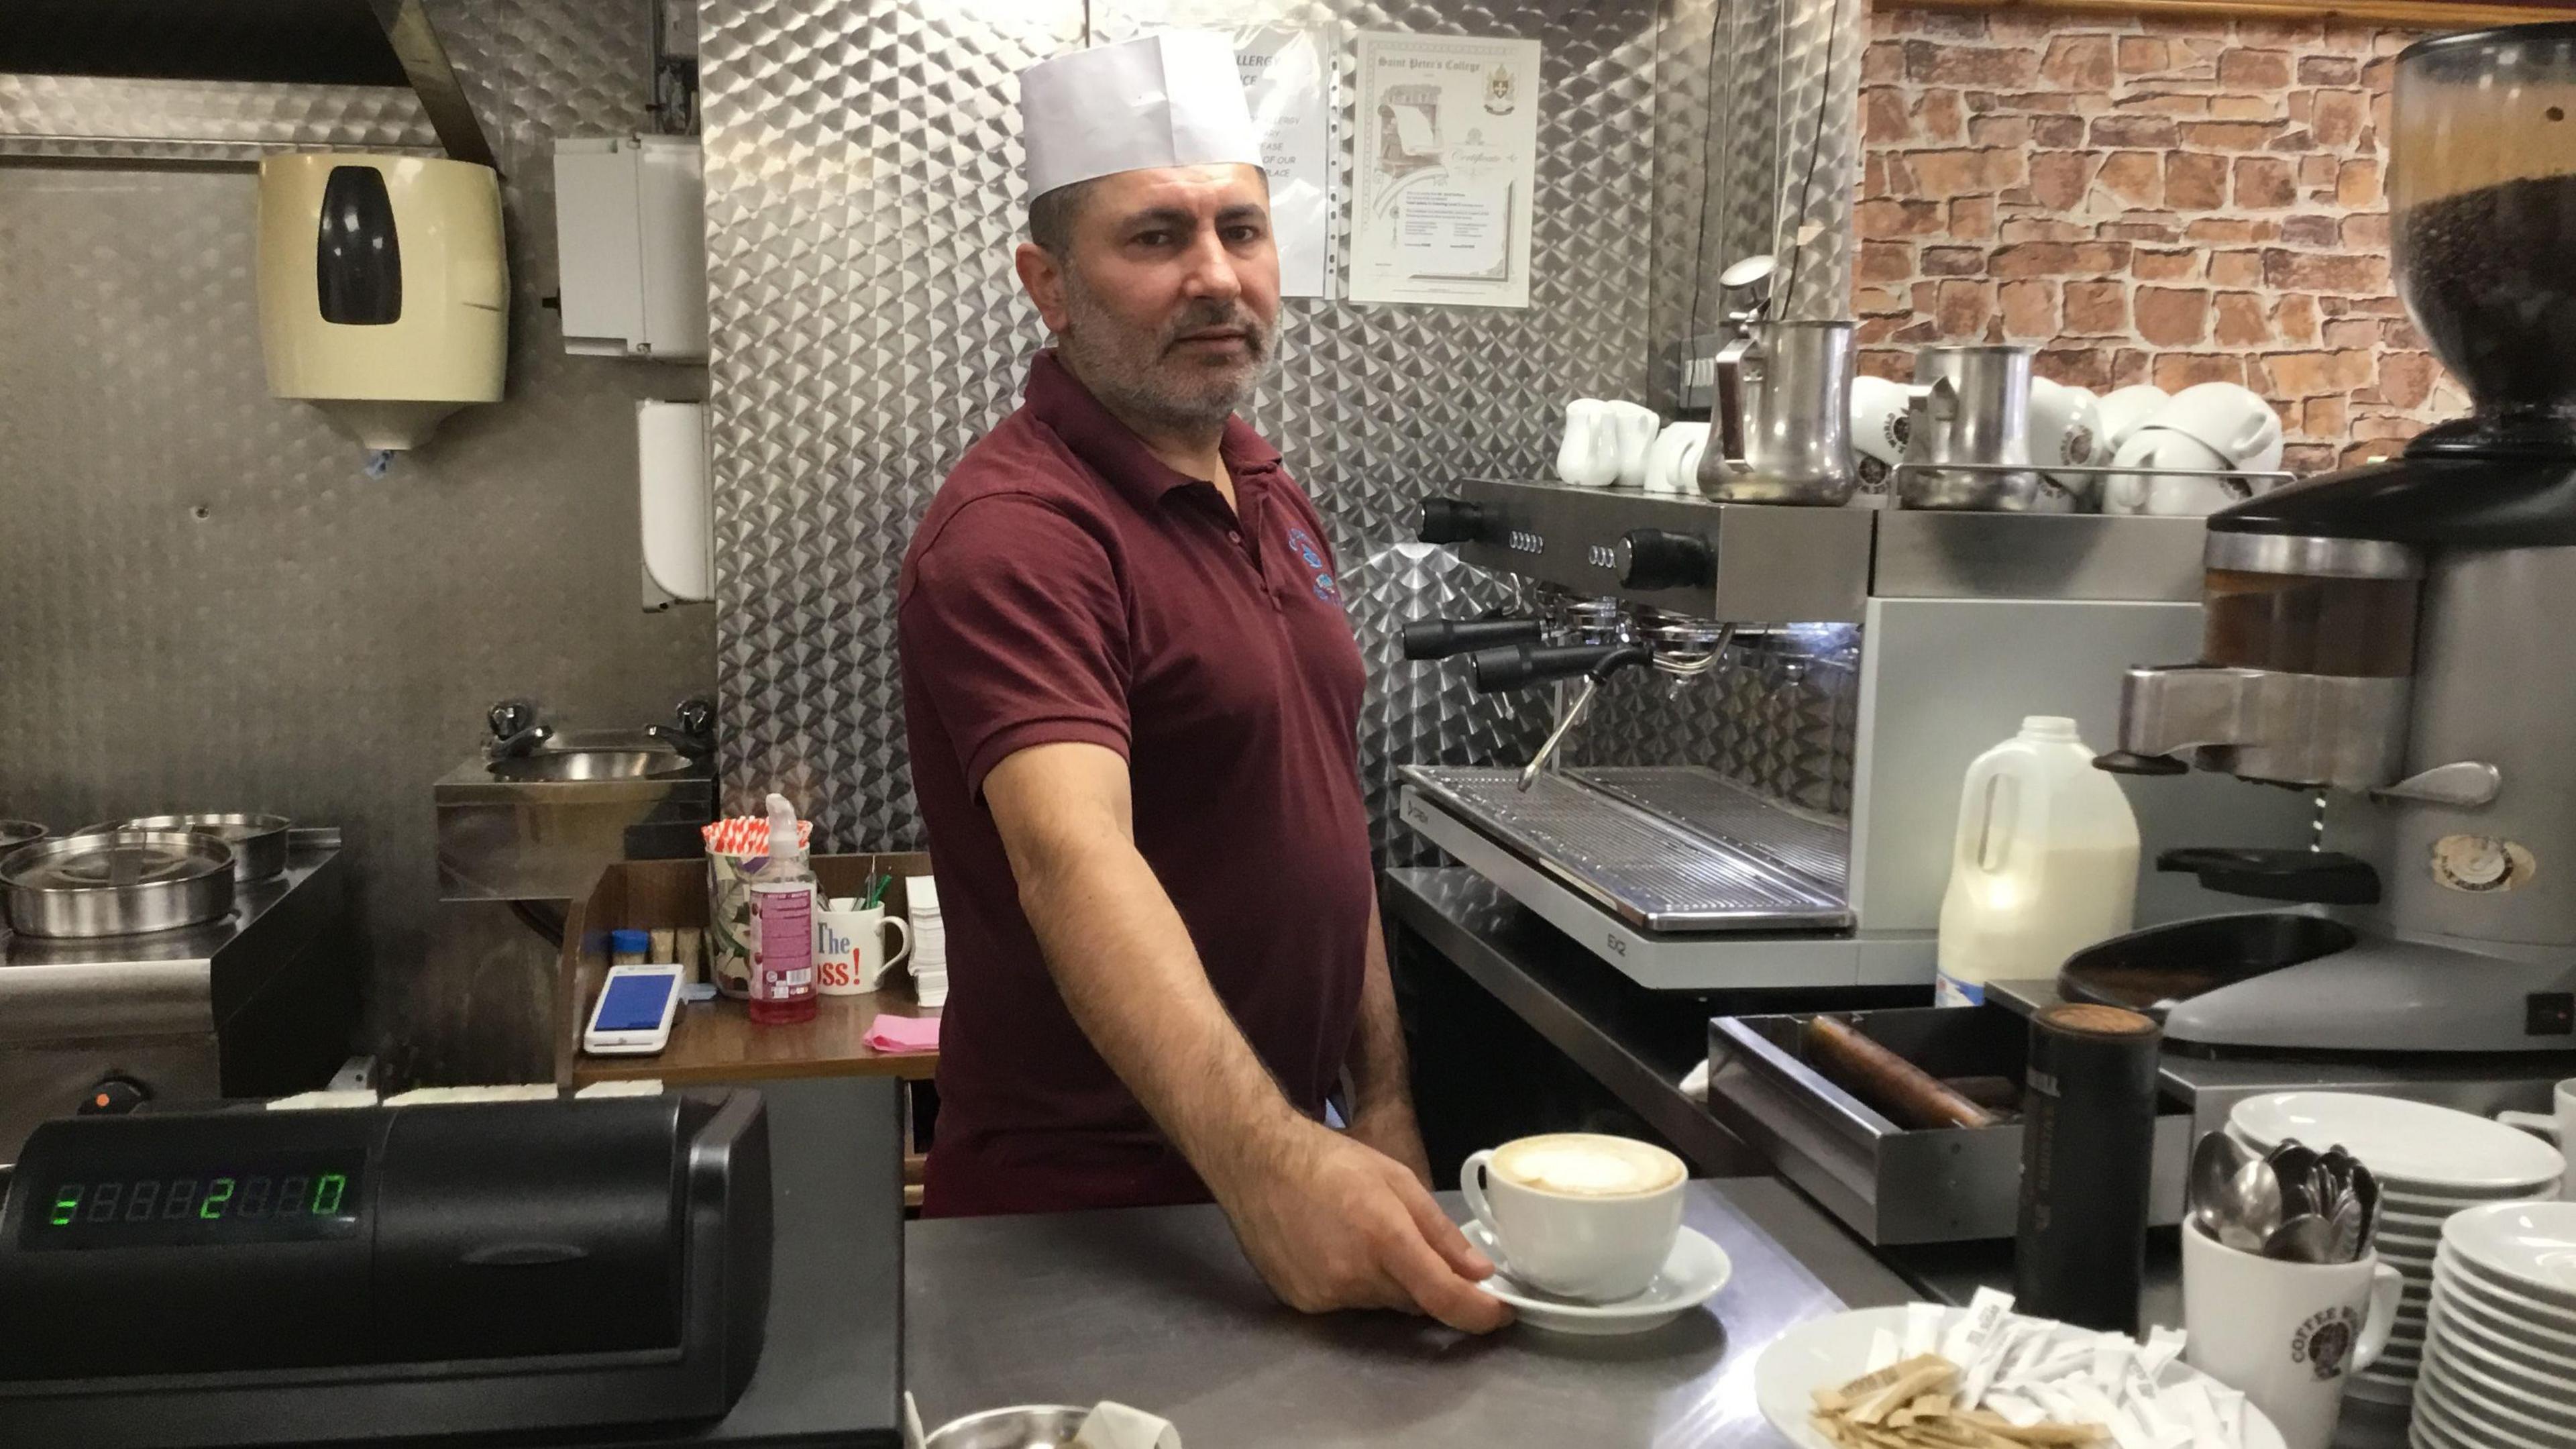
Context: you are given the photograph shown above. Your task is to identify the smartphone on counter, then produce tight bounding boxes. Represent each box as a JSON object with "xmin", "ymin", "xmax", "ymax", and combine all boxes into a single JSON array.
[{"xmin": 582, "ymin": 964, "xmax": 686, "ymax": 1055}]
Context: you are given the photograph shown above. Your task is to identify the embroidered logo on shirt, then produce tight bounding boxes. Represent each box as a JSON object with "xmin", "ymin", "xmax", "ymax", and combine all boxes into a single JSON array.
[{"xmin": 1285, "ymin": 526, "xmax": 1338, "ymax": 601}]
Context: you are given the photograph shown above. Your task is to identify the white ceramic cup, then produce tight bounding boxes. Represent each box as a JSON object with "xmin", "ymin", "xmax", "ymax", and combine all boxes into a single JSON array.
[
  {"xmin": 2107, "ymin": 426, "xmax": 2257, "ymax": 517},
  {"xmin": 1556, "ymin": 400, "xmax": 1623, "ymax": 488},
  {"xmin": 2156, "ymin": 382, "xmax": 2286, "ymax": 475},
  {"xmin": 2497, "ymin": 1078, "xmax": 2576, "ymax": 1200},
  {"xmin": 1642, "ymin": 421, "xmax": 1711, "ymax": 495},
  {"xmin": 814, "ymin": 902, "xmax": 912, "ymax": 996},
  {"xmin": 2183, "ymin": 1220, "xmax": 2402, "ymax": 1449},
  {"xmin": 1459, "ymin": 1133, "xmax": 1685, "ymax": 1302},
  {"xmin": 2095, "ymin": 384, "xmax": 2171, "ymax": 458},
  {"xmin": 1605, "ymin": 401, "xmax": 1662, "ymax": 490},
  {"xmin": 1849, "ymin": 374, "xmax": 1919, "ymax": 494},
  {"xmin": 2027, "ymin": 377, "xmax": 2106, "ymax": 507}
]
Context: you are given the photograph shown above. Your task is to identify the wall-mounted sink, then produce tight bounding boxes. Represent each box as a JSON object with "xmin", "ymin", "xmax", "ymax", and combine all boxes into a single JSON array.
[
  {"xmin": 435, "ymin": 729, "xmax": 716, "ymax": 902},
  {"xmin": 487, "ymin": 746, "xmax": 696, "ymax": 782}
]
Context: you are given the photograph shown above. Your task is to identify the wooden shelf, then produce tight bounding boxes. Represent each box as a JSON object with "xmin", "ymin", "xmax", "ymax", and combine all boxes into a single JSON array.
[{"xmin": 555, "ymin": 854, "xmax": 941, "ymax": 1088}]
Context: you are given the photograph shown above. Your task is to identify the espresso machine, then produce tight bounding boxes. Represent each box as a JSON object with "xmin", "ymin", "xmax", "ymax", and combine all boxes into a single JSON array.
[
  {"xmin": 2091, "ymin": 22, "xmax": 2576, "ymax": 1059},
  {"xmin": 1395, "ymin": 239, "xmax": 2309, "ymax": 998}
]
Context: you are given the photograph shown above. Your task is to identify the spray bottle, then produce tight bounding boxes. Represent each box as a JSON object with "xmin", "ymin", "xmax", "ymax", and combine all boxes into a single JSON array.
[{"xmin": 746, "ymin": 791, "xmax": 818, "ymax": 1024}]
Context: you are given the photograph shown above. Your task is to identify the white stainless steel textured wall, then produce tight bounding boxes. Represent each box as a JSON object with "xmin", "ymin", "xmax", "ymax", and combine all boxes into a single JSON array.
[
  {"xmin": 702, "ymin": 0, "xmax": 1854, "ymax": 853},
  {"xmin": 0, "ymin": 0, "xmax": 713, "ymax": 1086}
]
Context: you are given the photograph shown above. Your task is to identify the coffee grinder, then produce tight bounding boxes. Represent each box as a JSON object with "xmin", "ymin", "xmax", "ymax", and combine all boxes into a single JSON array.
[{"xmin": 2088, "ymin": 22, "xmax": 2576, "ymax": 1056}]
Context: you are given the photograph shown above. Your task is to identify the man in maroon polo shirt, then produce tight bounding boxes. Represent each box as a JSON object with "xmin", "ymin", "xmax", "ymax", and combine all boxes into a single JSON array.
[{"xmin": 896, "ymin": 32, "xmax": 1506, "ymax": 1333}]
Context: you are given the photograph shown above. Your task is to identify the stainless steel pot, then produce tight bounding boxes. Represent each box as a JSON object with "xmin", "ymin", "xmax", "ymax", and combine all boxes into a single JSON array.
[
  {"xmin": 1898, "ymin": 344, "xmax": 2072, "ymax": 512},
  {"xmin": 1, "ymin": 829, "xmax": 237, "ymax": 938},
  {"xmin": 0, "ymin": 820, "xmax": 46, "ymax": 856},
  {"xmin": 1699, "ymin": 319, "xmax": 1859, "ymax": 506},
  {"xmin": 79, "ymin": 812, "xmax": 290, "ymax": 882}
]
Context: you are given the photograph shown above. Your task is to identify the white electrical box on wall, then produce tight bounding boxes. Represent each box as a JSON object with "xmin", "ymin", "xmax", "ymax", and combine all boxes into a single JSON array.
[{"xmin": 553, "ymin": 136, "xmax": 708, "ymax": 361}]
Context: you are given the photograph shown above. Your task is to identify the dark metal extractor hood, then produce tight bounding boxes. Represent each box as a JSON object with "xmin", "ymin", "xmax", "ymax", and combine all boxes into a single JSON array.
[{"xmin": 0, "ymin": 0, "xmax": 495, "ymax": 167}]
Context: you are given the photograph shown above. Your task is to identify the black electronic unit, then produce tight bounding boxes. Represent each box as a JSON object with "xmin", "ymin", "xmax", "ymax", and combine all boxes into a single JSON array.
[{"xmin": 0, "ymin": 1089, "xmax": 772, "ymax": 1447}]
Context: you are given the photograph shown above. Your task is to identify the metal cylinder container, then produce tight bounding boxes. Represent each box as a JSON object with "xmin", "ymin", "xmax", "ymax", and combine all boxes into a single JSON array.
[{"xmin": 1700, "ymin": 320, "xmax": 1859, "ymax": 506}]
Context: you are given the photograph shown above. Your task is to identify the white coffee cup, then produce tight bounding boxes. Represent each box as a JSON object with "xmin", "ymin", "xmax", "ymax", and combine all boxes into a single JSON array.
[
  {"xmin": 1459, "ymin": 1132, "xmax": 1685, "ymax": 1302},
  {"xmin": 2157, "ymin": 382, "xmax": 2286, "ymax": 476},
  {"xmin": 1556, "ymin": 400, "xmax": 1624, "ymax": 488},
  {"xmin": 1849, "ymin": 375, "xmax": 1919, "ymax": 494},
  {"xmin": 2498, "ymin": 1077, "xmax": 2576, "ymax": 1199},
  {"xmin": 2182, "ymin": 1220, "xmax": 2401, "ymax": 1449},
  {"xmin": 814, "ymin": 900, "xmax": 912, "ymax": 996},
  {"xmin": 2095, "ymin": 384, "xmax": 2171, "ymax": 458},
  {"xmin": 2027, "ymin": 377, "xmax": 2106, "ymax": 508},
  {"xmin": 2107, "ymin": 426, "xmax": 2259, "ymax": 517},
  {"xmin": 1605, "ymin": 401, "xmax": 1662, "ymax": 490},
  {"xmin": 1642, "ymin": 421, "xmax": 1711, "ymax": 496}
]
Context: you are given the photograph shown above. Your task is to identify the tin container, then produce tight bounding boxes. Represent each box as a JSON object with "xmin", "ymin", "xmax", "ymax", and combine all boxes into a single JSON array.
[{"xmin": 80, "ymin": 813, "xmax": 291, "ymax": 883}]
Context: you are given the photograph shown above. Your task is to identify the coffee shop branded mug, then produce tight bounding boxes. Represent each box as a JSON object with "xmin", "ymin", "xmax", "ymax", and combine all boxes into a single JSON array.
[
  {"xmin": 2496, "ymin": 1076, "xmax": 2576, "ymax": 1199},
  {"xmin": 2182, "ymin": 1220, "xmax": 2402, "ymax": 1449},
  {"xmin": 1458, "ymin": 1133, "xmax": 1685, "ymax": 1303}
]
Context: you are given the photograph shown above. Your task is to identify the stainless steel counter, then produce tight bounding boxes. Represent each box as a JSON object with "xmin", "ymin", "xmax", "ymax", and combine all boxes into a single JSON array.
[{"xmin": 906, "ymin": 1179, "xmax": 1917, "ymax": 1448}]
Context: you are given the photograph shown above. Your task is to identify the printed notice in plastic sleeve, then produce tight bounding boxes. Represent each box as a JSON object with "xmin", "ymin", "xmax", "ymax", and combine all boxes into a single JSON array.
[{"xmin": 1236, "ymin": 27, "xmax": 1332, "ymax": 299}]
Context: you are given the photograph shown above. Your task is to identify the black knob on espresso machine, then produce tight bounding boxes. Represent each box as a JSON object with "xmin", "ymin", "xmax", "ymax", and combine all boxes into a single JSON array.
[
  {"xmin": 1400, "ymin": 616, "xmax": 1544, "ymax": 660},
  {"xmin": 1615, "ymin": 528, "xmax": 1715, "ymax": 590},
  {"xmin": 1417, "ymin": 496, "xmax": 1495, "ymax": 546},
  {"xmin": 1469, "ymin": 641, "xmax": 1652, "ymax": 692}
]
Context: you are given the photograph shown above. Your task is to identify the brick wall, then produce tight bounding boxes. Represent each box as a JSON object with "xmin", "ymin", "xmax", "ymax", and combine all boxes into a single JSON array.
[{"xmin": 1856, "ymin": 5, "xmax": 2472, "ymax": 472}]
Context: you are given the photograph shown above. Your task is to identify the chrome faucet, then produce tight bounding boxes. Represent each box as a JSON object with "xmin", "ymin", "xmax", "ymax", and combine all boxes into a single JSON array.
[
  {"xmin": 647, "ymin": 694, "xmax": 717, "ymax": 763},
  {"xmin": 486, "ymin": 698, "xmax": 553, "ymax": 761}
]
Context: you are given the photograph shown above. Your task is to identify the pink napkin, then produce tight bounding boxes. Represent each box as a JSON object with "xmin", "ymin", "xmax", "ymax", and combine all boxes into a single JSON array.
[{"xmin": 862, "ymin": 1015, "xmax": 941, "ymax": 1054}]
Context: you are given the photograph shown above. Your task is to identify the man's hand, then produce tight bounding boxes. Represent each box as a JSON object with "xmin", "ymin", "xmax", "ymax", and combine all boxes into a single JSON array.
[{"xmin": 1209, "ymin": 1118, "xmax": 1512, "ymax": 1334}]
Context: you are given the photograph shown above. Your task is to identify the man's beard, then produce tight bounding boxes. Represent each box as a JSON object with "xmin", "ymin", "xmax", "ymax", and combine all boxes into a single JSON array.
[{"xmin": 1055, "ymin": 270, "xmax": 1276, "ymax": 435}]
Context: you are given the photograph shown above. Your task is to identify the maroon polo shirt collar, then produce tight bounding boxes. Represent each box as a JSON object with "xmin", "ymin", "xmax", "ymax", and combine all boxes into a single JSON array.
[{"xmin": 1023, "ymin": 349, "xmax": 1282, "ymax": 508}]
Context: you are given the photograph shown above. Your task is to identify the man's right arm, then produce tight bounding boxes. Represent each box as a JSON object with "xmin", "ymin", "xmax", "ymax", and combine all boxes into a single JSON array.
[{"xmin": 983, "ymin": 740, "xmax": 1509, "ymax": 1334}]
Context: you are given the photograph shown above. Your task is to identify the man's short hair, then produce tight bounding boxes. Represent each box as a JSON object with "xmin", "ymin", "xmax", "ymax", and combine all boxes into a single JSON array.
[{"xmin": 1028, "ymin": 179, "xmax": 1097, "ymax": 258}]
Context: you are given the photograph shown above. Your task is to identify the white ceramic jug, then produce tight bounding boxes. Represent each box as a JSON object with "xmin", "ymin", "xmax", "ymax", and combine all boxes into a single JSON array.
[{"xmin": 1935, "ymin": 716, "xmax": 2141, "ymax": 1006}]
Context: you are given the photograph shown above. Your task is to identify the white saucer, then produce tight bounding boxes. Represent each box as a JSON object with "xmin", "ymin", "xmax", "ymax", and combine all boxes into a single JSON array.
[
  {"xmin": 2444, "ymin": 1200, "xmax": 2576, "ymax": 1307},
  {"xmin": 2432, "ymin": 1295, "xmax": 2576, "ymax": 1379},
  {"xmin": 1752, "ymin": 1305, "xmax": 2287, "ymax": 1449},
  {"xmin": 1463, "ymin": 1222, "xmax": 1729, "ymax": 1336},
  {"xmin": 2231, "ymin": 1092, "xmax": 2564, "ymax": 1192}
]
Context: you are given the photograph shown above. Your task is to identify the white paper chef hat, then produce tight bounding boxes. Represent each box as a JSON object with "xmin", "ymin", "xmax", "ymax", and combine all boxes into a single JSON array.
[{"xmin": 1018, "ymin": 31, "xmax": 1265, "ymax": 199}]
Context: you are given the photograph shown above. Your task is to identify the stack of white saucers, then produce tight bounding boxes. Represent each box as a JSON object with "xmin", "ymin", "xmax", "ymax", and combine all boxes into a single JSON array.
[
  {"xmin": 2412, "ymin": 1200, "xmax": 2576, "ymax": 1449},
  {"xmin": 907, "ymin": 873, "xmax": 947, "ymax": 1008},
  {"xmin": 2229, "ymin": 1091, "xmax": 2566, "ymax": 1407}
]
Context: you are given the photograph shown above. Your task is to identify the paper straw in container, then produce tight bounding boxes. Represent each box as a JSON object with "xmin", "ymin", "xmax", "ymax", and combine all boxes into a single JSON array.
[{"xmin": 703, "ymin": 809, "xmax": 814, "ymax": 998}]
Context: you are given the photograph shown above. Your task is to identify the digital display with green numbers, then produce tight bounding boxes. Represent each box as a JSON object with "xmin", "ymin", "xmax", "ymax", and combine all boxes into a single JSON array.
[{"xmin": 20, "ymin": 1151, "xmax": 363, "ymax": 1250}]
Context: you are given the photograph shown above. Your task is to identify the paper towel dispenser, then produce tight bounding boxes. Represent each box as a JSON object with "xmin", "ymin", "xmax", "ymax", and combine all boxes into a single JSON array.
[{"xmin": 257, "ymin": 154, "xmax": 508, "ymax": 451}]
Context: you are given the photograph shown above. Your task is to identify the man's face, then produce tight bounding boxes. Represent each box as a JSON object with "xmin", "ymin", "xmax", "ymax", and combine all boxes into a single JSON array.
[{"xmin": 1016, "ymin": 164, "xmax": 1281, "ymax": 434}]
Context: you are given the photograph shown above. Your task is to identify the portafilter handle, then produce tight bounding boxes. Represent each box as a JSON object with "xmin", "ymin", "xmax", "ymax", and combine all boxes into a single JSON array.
[
  {"xmin": 1467, "ymin": 642, "xmax": 1651, "ymax": 692},
  {"xmin": 1400, "ymin": 616, "xmax": 1544, "ymax": 661}
]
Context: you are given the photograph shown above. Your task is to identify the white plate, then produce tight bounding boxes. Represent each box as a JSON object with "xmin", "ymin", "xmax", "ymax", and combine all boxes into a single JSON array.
[
  {"xmin": 2433, "ymin": 1293, "xmax": 2576, "ymax": 1379},
  {"xmin": 2424, "ymin": 1336, "xmax": 2576, "ymax": 1430},
  {"xmin": 2232, "ymin": 1092, "xmax": 2566, "ymax": 1191},
  {"xmin": 2431, "ymin": 1260, "xmax": 2576, "ymax": 1348},
  {"xmin": 2444, "ymin": 1200, "xmax": 2576, "ymax": 1306},
  {"xmin": 2416, "ymin": 1356, "xmax": 2576, "ymax": 1448},
  {"xmin": 2412, "ymin": 1375, "xmax": 2568, "ymax": 1449},
  {"xmin": 1462, "ymin": 1222, "xmax": 1729, "ymax": 1336},
  {"xmin": 1752, "ymin": 1305, "xmax": 2287, "ymax": 1449}
]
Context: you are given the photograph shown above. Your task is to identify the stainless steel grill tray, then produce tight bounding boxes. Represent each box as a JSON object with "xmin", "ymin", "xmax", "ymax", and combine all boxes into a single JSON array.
[
  {"xmin": 1399, "ymin": 765, "xmax": 1852, "ymax": 933},
  {"xmin": 1572, "ymin": 766, "xmax": 1849, "ymax": 896}
]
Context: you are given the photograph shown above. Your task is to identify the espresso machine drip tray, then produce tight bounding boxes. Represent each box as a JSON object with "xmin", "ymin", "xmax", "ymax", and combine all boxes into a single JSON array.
[{"xmin": 1398, "ymin": 765, "xmax": 1851, "ymax": 932}]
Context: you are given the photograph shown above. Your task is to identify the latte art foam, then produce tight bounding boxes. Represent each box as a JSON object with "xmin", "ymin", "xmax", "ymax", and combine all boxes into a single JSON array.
[{"xmin": 1491, "ymin": 1133, "xmax": 1683, "ymax": 1198}]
